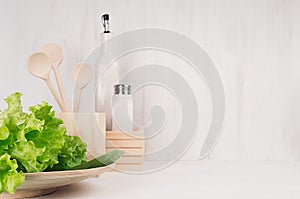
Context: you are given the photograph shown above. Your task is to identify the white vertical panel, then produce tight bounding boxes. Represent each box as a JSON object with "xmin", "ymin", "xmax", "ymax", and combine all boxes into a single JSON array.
[{"xmin": 0, "ymin": 0, "xmax": 299, "ymax": 160}]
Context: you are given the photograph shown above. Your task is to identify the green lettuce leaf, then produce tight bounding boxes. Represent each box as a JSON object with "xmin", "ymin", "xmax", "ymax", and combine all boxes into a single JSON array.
[
  {"xmin": 0, "ymin": 125, "xmax": 9, "ymax": 140},
  {"xmin": 50, "ymin": 135, "xmax": 87, "ymax": 171},
  {"xmin": 71, "ymin": 150, "xmax": 124, "ymax": 170},
  {"xmin": 0, "ymin": 92, "xmax": 27, "ymax": 132},
  {"xmin": 10, "ymin": 141, "xmax": 45, "ymax": 172},
  {"xmin": 0, "ymin": 153, "xmax": 25, "ymax": 194},
  {"xmin": 27, "ymin": 102, "xmax": 66, "ymax": 170}
]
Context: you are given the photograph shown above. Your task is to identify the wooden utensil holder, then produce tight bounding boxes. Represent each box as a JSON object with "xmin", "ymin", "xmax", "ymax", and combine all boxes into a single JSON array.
[
  {"xmin": 57, "ymin": 113, "xmax": 144, "ymax": 171},
  {"xmin": 57, "ymin": 112, "xmax": 106, "ymax": 160}
]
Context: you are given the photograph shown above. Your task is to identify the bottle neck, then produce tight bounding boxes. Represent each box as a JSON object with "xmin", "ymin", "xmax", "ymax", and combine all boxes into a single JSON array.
[{"xmin": 103, "ymin": 20, "xmax": 110, "ymax": 33}]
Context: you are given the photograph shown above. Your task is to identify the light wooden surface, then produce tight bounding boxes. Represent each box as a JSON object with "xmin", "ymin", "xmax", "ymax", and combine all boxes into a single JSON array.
[
  {"xmin": 112, "ymin": 164, "xmax": 143, "ymax": 172},
  {"xmin": 106, "ymin": 140, "xmax": 144, "ymax": 148},
  {"xmin": 106, "ymin": 131, "xmax": 144, "ymax": 140},
  {"xmin": 0, "ymin": 0, "xmax": 300, "ymax": 160},
  {"xmin": 116, "ymin": 156, "xmax": 144, "ymax": 164},
  {"xmin": 106, "ymin": 147, "xmax": 144, "ymax": 156},
  {"xmin": 35, "ymin": 161, "xmax": 300, "ymax": 199}
]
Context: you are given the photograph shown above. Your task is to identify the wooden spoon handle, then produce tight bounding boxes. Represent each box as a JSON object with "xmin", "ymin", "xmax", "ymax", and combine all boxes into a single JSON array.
[
  {"xmin": 45, "ymin": 79, "xmax": 67, "ymax": 112},
  {"xmin": 74, "ymin": 88, "xmax": 82, "ymax": 112},
  {"xmin": 53, "ymin": 66, "xmax": 69, "ymax": 111}
]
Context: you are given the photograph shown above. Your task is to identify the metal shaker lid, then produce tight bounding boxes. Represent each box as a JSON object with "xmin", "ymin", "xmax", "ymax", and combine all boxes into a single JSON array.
[{"xmin": 114, "ymin": 84, "xmax": 131, "ymax": 95}]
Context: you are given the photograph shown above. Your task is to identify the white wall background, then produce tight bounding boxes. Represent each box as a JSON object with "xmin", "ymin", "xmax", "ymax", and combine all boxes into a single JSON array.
[{"xmin": 0, "ymin": 0, "xmax": 300, "ymax": 160}]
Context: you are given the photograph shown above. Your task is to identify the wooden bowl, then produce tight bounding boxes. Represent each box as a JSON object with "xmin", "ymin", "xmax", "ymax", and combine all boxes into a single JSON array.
[{"xmin": 0, "ymin": 164, "xmax": 114, "ymax": 199}]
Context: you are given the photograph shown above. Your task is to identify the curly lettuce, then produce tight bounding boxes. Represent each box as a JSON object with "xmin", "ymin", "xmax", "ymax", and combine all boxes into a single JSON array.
[
  {"xmin": 0, "ymin": 92, "xmax": 86, "ymax": 194},
  {"xmin": 0, "ymin": 153, "xmax": 25, "ymax": 194}
]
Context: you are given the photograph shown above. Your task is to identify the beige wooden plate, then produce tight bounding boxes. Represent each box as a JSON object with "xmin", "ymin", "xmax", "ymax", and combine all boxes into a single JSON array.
[{"xmin": 0, "ymin": 164, "xmax": 114, "ymax": 199}]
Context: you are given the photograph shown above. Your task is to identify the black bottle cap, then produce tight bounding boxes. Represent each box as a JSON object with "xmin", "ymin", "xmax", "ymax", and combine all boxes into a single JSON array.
[{"xmin": 102, "ymin": 14, "xmax": 109, "ymax": 21}]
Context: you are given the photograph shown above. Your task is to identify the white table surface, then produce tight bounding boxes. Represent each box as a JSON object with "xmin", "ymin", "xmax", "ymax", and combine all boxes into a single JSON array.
[{"xmin": 38, "ymin": 161, "xmax": 300, "ymax": 199}]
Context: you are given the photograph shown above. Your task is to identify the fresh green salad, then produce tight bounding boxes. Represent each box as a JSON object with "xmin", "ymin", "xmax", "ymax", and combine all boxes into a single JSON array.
[{"xmin": 0, "ymin": 92, "xmax": 123, "ymax": 194}]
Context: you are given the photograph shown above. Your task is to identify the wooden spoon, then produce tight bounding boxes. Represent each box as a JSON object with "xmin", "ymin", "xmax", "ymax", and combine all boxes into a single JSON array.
[
  {"xmin": 41, "ymin": 43, "xmax": 69, "ymax": 111},
  {"xmin": 72, "ymin": 63, "xmax": 93, "ymax": 112},
  {"xmin": 27, "ymin": 52, "xmax": 67, "ymax": 112}
]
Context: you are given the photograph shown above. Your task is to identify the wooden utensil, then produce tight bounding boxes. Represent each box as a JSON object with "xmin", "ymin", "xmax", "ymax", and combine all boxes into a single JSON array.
[
  {"xmin": 72, "ymin": 63, "xmax": 93, "ymax": 112},
  {"xmin": 27, "ymin": 52, "xmax": 67, "ymax": 112},
  {"xmin": 41, "ymin": 43, "xmax": 69, "ymax": 111}
]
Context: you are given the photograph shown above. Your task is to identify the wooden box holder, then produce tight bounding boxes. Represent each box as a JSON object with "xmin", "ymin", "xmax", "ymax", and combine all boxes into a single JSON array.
[{"xmin": 106, "ymin": 131, "xmax": 145, "ymax": 172}]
